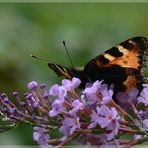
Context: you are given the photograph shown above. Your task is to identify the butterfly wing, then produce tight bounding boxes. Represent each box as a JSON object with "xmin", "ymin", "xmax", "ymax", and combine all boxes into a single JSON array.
[
  {"xmin": 48, "ymin": 63, "xmax": 86, "ymax": 84},
  {"xmin": 48, "ymin": 63, "xmax": 73, "ymax": 79},
  {"xmin": 84, "ymin": 37, "xmax": 148, "ymax": 92}
]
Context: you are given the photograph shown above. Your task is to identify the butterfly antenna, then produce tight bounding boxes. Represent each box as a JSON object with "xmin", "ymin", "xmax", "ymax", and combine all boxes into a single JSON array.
[
  {"xmin": 62, "ymin": 40, "xmax": 74, "ymax": 68},
  {"xmin": 30, "ymin": 54, "xmax": 50, "ymax": 62}
]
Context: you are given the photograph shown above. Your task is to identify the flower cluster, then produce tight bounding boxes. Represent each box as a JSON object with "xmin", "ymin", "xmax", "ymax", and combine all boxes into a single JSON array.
[{"xmin": 0, "ymin": 77, "xmax": 148, "ymax": 147}]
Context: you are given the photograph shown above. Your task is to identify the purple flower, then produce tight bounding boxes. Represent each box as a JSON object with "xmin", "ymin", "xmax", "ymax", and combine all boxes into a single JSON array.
[
  {"xmin": 59, "ymin": 117, "xmax": 80, "ymax": 138},
  {"xmin": 106, "ymin": 120, "xmax": 119, "ymax": 140},
  {"xmin": 142, "ymin": 119, "xmax": 148, "ymax": 129},
  {"xmin": 83, "ymin": 80, "xmax": 113, "ymax": 105},
  {"xmin": 1, "ymin": 77, "xmax": 147, "ymax": 147},
  {"xmin": 28, "ymin": 81, "xmax": 38, "ymax": 90},
  {"xmin": 49, "ymin": 84, "xmax": 59, "ymax": 96},
  {"xmin": 116, "ymin": 88, "xmax": 139, "ymax": 110},
  {"xmin": 88, "ymin": 106, "xmax": 119, "ymax": 134},
  {"xmin": 69, "ymin": 100, "xmax": 84, "ymax": 117},
  {"xmin": 62, "ymin": 77, "xmax": 81, "ymax": 91},
  {"xmin": 33, "ymin": 127, "xmax": 47, "ymax": 140},
  {"xmin": 33, "ymin": 126, "xmax": 51, "ymax": 148},
  {"xmin": 83, "ymin": 80, "xmax": 103, "ymax": 105},
  {"xmin": 40, "ymin": 84, "xmax": 49, "ymax": 100},
  {"xmin": 88, "ymin": 108, "xmax": 100, "ymax": 129},
  {"xmin": 138, "ymin": 110, "xmax": 148, "ymax": 119},
  {"xmin": 33, "ymin": 101, "xmax": 40, "ymax": 109},
  {"xmin": 49, "ymin": 99, "xmax": 65, "ymax": 117},
  {"xmin": 97, "ymin": 106, "xmax": 118, "ymax": 128},
  {"xmin": 49, "ymin": 84, "xmax": 67, "ymax": 99},
  {"xmin": 137, "ymin": 87, "xmax": 148, "ymax": 106},
  {"xmin": 100, "ymin": 84, "xmax": 113, "ymax": 105},
  {"xmin": 91, "ymin": 106, "xmax": 119, "ymax": 140}
]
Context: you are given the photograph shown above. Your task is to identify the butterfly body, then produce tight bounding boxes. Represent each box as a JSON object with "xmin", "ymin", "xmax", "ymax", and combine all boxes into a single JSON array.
[{"xmin": 48, "ymin": 37, "xmax": 148, "ymax": 96}]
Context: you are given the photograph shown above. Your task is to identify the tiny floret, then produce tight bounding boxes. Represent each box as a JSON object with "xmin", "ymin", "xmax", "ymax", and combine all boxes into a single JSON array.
[
  {"xmin": 27, "ymin": 81, "xmax": 38, "ymax": 90},
  {"xmin": 138, "ymin": 87, "xmax": 148, "ymax": 106},
  {"xmin": 62, "ymin": 77, "xmax": 81, "ymax": 90}
]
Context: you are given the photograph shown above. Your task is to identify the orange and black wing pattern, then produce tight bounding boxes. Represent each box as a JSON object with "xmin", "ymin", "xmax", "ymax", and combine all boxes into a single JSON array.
[{"xmin": 84, "ymin": 36, "xmax": 148, "ymax": 92}]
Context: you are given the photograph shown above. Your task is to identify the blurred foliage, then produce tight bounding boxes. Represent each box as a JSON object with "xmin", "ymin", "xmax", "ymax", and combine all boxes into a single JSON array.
[{"xmin": 0, "ymin": 3, "xmax": 147, "ymax": 145}]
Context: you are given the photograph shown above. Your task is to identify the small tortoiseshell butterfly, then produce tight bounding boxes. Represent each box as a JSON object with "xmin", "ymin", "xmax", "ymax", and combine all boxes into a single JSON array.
[{"xmin": 48, "ymin": 37, "xmax": 148, "ymax": 96}]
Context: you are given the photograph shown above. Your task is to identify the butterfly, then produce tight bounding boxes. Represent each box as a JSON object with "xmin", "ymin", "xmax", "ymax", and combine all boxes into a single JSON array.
[{"xmin": 48, "ymin": 37, "xmax": 148, "ymax": 98}]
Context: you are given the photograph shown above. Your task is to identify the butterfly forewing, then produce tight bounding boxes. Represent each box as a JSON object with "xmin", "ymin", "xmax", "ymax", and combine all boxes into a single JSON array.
[{"xmin": 84, "ymin": 37, "xmax": 148, "ymax": 92}]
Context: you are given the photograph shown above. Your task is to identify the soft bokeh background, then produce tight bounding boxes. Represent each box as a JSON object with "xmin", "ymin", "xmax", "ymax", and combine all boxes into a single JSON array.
[{"xmin": 0, "ymin": 3, "xmax": 147, "ymax": 145}]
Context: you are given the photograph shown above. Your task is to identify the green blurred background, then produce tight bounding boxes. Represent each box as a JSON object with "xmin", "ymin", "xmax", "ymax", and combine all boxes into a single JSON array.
[{"xmin": 0, "ymin": 3, "xmax": 148, "ymax": 145}]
